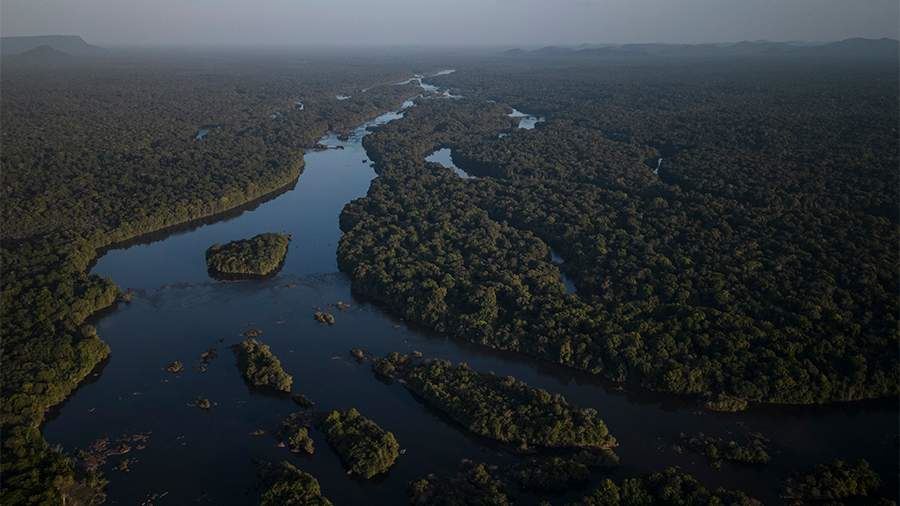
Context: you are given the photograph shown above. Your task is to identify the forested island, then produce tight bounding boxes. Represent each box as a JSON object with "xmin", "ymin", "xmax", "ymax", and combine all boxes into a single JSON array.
[
  {"xmin": 320, "ymin": 408, "xmax": 400, "ymax": 479},
  {"xmin": 374, "ymin": 353, "xmax": 617, "ymax": 450},
  {"xmin": 258, "ymin": 461, "xmax": 333, "ymax": 506},
  {"xmin": 782, "ymin": 459, "xmax": 886, "ymax": 504},
  {"xmin": 206, "ymin": 233, "xmax": 291, "ymax": 278},
  {"xmin": 409, "ymin": 461, "xmax": 761, "ymax": 505},
  {"xmin": 234, "ymin": 338, "xmax": 294, "ymax": 392}
]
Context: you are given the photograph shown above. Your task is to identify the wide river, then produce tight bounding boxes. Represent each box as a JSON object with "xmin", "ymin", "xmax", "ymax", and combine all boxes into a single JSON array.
[{"xmin": 44, "ymin": 97, "xmax": 898, "ymax": 505}]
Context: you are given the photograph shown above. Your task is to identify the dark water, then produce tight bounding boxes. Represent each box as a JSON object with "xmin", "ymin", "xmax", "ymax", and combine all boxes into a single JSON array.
[{"xmin": 44, "ymin": 104, "xmax": 899, "ymax": 505}]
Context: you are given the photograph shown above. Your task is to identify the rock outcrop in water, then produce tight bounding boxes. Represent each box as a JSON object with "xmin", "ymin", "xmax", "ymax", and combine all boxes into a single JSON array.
[
  {"xmin": 320, "ymin": 408, "xmax": 399, "ymax": 479},
  {"xmin": 205, "ymin": 233, "xmax": 291, "ymax": 278},
  {"xmin": 234, "ymin": 338, "xmax": 293, "ymax": 392},
  {"xmin": 374, "ymin": 352, "xmax": 616, "ymax": 451}
]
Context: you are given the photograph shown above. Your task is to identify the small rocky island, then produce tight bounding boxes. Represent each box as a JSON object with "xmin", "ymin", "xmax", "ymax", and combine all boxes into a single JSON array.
[
  {"xmin": 234, "ymin": 338, "xmax": 293, "ymax": 392},
  {"xmin": 205, "ymin": 232, "xmax": 291, "ymax": 278}
]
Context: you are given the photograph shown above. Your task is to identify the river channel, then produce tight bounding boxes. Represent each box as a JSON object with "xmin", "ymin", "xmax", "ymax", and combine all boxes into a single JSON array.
[{"xmin": 43, "ymin": 80, "xmax": 899, "ymax": 505}]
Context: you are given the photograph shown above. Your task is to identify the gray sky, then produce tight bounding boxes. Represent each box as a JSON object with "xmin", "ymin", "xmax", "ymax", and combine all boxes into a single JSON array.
[{"xmin": 2, "ymin": 0, "xmax": 898, "ymax": 47}]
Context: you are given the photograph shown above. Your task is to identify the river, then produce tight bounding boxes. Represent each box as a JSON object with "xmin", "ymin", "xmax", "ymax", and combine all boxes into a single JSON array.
[{"xmin": 43, "ymin": 98, "xmax": 898, "ymax": 505}]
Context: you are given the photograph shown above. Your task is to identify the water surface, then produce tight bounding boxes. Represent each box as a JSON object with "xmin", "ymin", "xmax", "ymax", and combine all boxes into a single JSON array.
[{"xmin": 425, "ymin": 147, "xmax": 473, "ymax": 179}]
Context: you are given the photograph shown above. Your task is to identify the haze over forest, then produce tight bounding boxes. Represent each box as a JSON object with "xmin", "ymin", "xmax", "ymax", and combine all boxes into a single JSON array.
[
  {"xmin": 2, "ymin": 0, "xmax": 899, "ymax": 504},
  {"xmin": 2, "ymin": 0, "xmax": 898, "ymax": 46}
]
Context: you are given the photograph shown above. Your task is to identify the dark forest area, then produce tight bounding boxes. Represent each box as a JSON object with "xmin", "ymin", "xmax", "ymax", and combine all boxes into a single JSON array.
[{"xmin": 1, "ymin": 43, "xmax": 898, "ymax": 505}]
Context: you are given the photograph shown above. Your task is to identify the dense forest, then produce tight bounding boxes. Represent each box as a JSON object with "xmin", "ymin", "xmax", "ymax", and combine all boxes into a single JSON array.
[
  {"xmin": 338, "ymin": 57, "xmax": 899, "ymax": 407},
  {"xmin": 0, "ymin": 53, "xmax": 420, "ymax": 504},
  {"xmin": 781, "ymin": 459, "xmax": 887, "ymax": 505},
  {"xmin": 374, "ymin": 353, "xmax": 617, "ymax": 450},
  {"xmin": 408, "ymin": 460, "xmax": 761, "ymax": 505},
  {"xmin": 257, "ymin": 461, "xmax": 333, "ymax": 506},
  {"xmin": 320, "ymin": 408, "xmax": 400, "ymax": 479},
  {"xmin": 2, "ymin": 44, "xmax": 898, "ymax": 505},
  {"xmin": 234, "ymin": 337, "xmax": 294, "ymax": 392},
  {"xmin": 575, "ymin": 467, "xmax": 761, "ymax": 506},
  {"xmin": 206, "ymin": 232, "xmax": 291, "ymax": 277}
]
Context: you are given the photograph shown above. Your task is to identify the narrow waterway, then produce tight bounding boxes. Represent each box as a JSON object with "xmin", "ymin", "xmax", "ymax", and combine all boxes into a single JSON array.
[
  {"xmin": 509, "ymin": 108, "xmax": 544, "ymax": 129},
  {"xmin": 44, "ymin": 97, "xmax": 898, "ymax": 505},
  {"xmin": 425, "ymin": 147, "xmax": 473, "ymax": 179}
]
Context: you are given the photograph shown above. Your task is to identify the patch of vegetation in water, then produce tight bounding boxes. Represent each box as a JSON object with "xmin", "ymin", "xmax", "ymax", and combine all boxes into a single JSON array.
[
  {"xmin": 234, "ymin": 338, "xmax": 293, "ymax": 393},
  {"xmin": 205, "ymin": 232, "xmax": 291, "ymax": 278},
  {"xmin": 373, "ymin": 352, "xmax": 616, "ymax": 451},
  {"xmin": 412, "ymin": 461, "xmax": 756, "ymax": 505},
  {"xmin": 576, "ymin": 467, "xmax": 761, "ymax": 505},
  {"xmin": 512, "ymin": 455, "xmax": 592, "ymax": 493},
  {"xmin": 674, "ymin": 432, "xmax": 771, "ymax": 468},
  {"xmin": 279, "ymin": 412, "xmax": 315, "ymax": 455},
  {"xmin": 258, "ymin": 461, "xmax": 333, "ymax": 506},
  {"xmin": 782, "ymin": 459, "xmax": 884, "ymax": 504},
  {"xmin": 704, "ymin": 394, "xmax": 749, "ymax": 412},
  {"xmin": 313, "ymin": 311, "xmax": 335, "ymax": 325},
  {"xmin": 409, "ymin": 461, "xmax": 510, "ymax": 506},
  {"xmin": 320, "ymin": 408, "xmax": 399, "ymax": 479}
]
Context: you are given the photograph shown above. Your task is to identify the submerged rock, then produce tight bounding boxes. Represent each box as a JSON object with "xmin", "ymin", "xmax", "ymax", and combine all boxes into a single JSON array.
[
  {"xmin": 165, "ymin": 361, "xmax": 184, "ymax": 374},
  {"xmin": 291, "ymin": 394, "xmax": 314, "ymax": 408},
  {"xmin": 314, "ymin": 312, "xmax": 336, "ymax": 325}
]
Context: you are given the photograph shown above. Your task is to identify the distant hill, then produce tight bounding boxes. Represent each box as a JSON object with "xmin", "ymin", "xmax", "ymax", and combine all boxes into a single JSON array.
[
  {"xmin": 809, "ymin": 37, "xmax": 899, "ymax": 60},
  {"xmin": 1, "ymin": 35, "xmax": 101, "ymax": 56},
  {"xmin": 503, "ymin": 38, "xmax": 899, "ymax": 62},
  {"xmin": 11, "ymin": 45, "xmax": 72, "ymax": 64}
]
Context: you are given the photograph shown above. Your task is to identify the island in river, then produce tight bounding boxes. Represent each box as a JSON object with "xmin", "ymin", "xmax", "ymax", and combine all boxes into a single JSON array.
[{"xmin": 206, "ymin": 232, "xmax": 291, "ymax": 278}]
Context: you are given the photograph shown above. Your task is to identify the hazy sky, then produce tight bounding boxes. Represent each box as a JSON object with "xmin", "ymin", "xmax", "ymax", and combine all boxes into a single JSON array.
[{"xmin": 2, "ymin": 0, "xmax": 898, "ymax": 46}]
